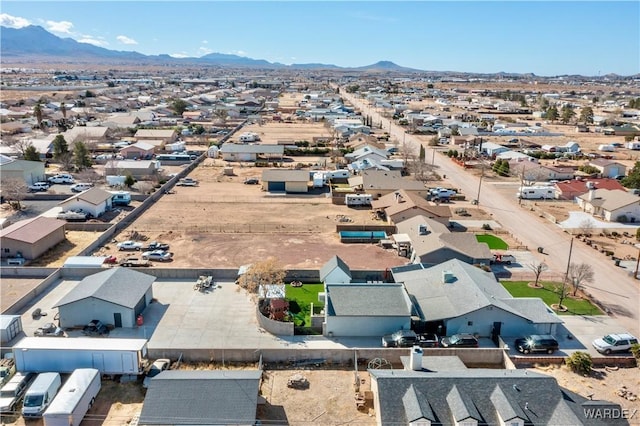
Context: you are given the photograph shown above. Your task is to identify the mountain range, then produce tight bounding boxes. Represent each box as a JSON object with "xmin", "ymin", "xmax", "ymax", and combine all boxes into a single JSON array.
[{"xmin": 0, "ymin": 25, "xmax": 420, "ymax": 72}]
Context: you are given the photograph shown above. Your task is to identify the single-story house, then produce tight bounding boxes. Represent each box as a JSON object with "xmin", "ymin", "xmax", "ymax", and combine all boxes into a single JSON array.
[
  {"xmin": 496, "ymin": 150, "xmax": 538, "ymax": 163},
  {"xmin": 0, "ymin": 121, "xmax": 32, "ymax": 135},
  {"xmin": 395, "ymin": 215, "xmax": 492, "ymax": 265},
  {"xmin": 372, "ymin": 190, "xmax": 451, "ymax": 225},
  {"xmin": 134, "ymin": 129, "xmax": 177, "ymax": 143},
  {"xmin": 555, "ymin": 178, "xmax": 625, "ymax": 200},
  {"xmin": 63, "ymin": 126, "xmax": 109, "ymax": 144},
  {"xmin": 509, "ymin": 163, "xmax": 575, "ymax": 184},
  {"xmin": 479, "ymin": 142, "xmax": 508, "ymax": 157},
  {"xmin": 323, "ymin": 283, "xmax": 412, "ymax": 337},
  {"xmin": 219, "ymin": 144, "xmax": 284, "ymax": 162},
  {"xmin": 319, "ymin": 255, "xmax": 352, "ymax": 284},
  {"xmin": 261, "ymin": 169, "xmax": 309, "ymax": 193},
  {"xmin": 54, "ymin": 267, "xmax": 155, "ymax": 328},
  {"xmin": 139, "ymin": 370, "xmax": 262, "ymax": 426},
  {"xmin": 391, "ymin": 259, "xmax": 563, "ymax": 336},
  {"xmin": 0, "ymin": 216, "xmax": 66, "ymax": 260},
  {"xmin": 348, "ymin": 170, "xmax": 429, "ymax": 199},
  {"xmin": 589, "ymin": 159, "xmax": 627, "ymax": 178},
  {"xmin": 58, "ymin": 187, "xmax": 113, "ymax": 218},
  {"xmin": 344, "ymin": 144, "xmax": 389, "ymax": 164},
  {"xmin": 119, "ymin": 141, "xmax": 156, "ymax": 160},
  {"xmin": 104, "ymin": 160, "xmax": 159, "ymax": 178},
  {"xmin": 0, "ymin": 155, "xmax": 46, "ymax": 185},
  {"xmin": 577, "ymin": 188, "xmax": 640, "ymax": 222},
  {"xmin": 370, "ymin": 367, "xmax": 625, "ymax": 426}
]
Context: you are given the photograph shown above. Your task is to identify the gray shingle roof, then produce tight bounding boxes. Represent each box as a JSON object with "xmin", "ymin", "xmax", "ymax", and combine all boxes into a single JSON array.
[
  {"xmin": 138, "ymin": 370, "xmax": 261, "ymax": 425},
  {"xmin": 319, "ymin": 255, "xmax": 352, "ymax": 282},
  {"xmin": 54, "ymin": 267, "xmax": 155, "ymax": 309},
  {"xmin": 326, "ymin": 284, "xmax": 410, "ymax": 317},
  {"xmin": 370, "ymin": 368, "xmax": 626, "ymax": 425},
  {"xmin": 402, "ymin": 385, "xmax": 435, "ymax": 422}
]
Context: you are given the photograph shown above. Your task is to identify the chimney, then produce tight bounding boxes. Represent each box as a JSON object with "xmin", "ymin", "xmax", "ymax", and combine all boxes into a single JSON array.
[
  {"xmin": 588, "ymin": 188, "xmax": 596, "ymax": 201},
  {"xmin": 409, "ymin": 346, "xmax": 423, "ymax": 371}
]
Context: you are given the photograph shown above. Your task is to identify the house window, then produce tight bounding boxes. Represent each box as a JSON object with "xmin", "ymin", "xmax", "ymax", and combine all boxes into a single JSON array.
[
  {"xmin": 467, "ymin": 321, "xmax": 473, "ymax": 326},
  {"xmin": 3, "ymin": 248, "xmax": 9, "ymax": 253}
]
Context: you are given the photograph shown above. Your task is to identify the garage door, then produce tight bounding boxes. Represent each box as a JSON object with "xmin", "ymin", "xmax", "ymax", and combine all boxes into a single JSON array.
[
  {"xmin": 609, "ymin": 167, "xmax": 620, "ymax": 177},
  {"xmin": 268, "ymin": 181, "xmax": 286, "ymax": 192}
]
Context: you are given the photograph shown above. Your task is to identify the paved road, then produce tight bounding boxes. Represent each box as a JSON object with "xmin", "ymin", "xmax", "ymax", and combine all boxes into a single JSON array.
[{"xmin": 341, "ymin": 88, "xmax": 640, "ymax": 336}]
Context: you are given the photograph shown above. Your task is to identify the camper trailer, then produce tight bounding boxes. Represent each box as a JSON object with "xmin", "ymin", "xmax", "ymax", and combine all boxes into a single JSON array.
[
  {"xmin": 43, "ymin": 369, "xmax": 101, "ymax": 426},
  {"xmin": 239, "ymin": 132, "xmax": 260, "ymax": 143},
  {"xmin": 627, "ymin": 141, "xmax": 640, "ymax": 150},
  {"xmin": 345, "ymin": 194, "xmax": 373, "ymax": 206},
  {"xmin": 516, "ymin": 186, "xmax": 555, "ymax": 200}
]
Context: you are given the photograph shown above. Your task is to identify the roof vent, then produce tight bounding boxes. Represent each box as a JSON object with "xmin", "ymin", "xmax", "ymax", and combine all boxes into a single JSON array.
[
  {"xmin": 419, "ymin": 224, "xmax": 428, "ymax": 235},
  {"xmin": 442, "ymin": 270, "xmax": 455, "ymax": 284}
]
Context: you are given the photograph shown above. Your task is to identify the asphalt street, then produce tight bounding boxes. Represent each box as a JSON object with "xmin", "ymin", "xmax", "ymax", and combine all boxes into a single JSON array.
[{"xmin": 341, "ymin": 89, "xmax": 640, "ymax": 336}]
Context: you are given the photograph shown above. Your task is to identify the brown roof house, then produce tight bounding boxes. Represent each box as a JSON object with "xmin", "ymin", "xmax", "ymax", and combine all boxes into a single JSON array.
[
  {"xmin": 589, "ymin": 159, "xmax": 627, "ymax": 179},
  {"xmin": 510, "ymin": 163, "xmax": 575, "ymax": 183},
  {"xmin": 555, "ymin": 178, "xmax": 625, "ymax": 200},
  {"xmin": 261, "ymin": 169, "xmax": 309, "ymax": 193},
  {"xmin": 0, "ymin": 216, "xmax": 66, "ymax": 260},
  {"xmin": 119, "ymin": 141, "xmax": 156, "ymax": 160},
  {"xmin": 348, "ymin": 170, "xmax": 428, "ymax": 199},
  {"xmin": 58, "ymin": 187, "xmax": 113, "ymax": 218},
  {"xmin": 134, "ymin": 129, "xmax": 177, "ymax": 143},
  {"xmin": 577, "ymin": 188, "xmax": 640, "ymax": 222},
  {"xmin": 372, "ymin": 190, "xmax": 451, "ymax": 225}
]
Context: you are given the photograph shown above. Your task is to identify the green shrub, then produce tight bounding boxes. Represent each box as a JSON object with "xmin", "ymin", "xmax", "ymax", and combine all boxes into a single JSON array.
[
  {"xmin": 565, "ymin": 351, "xmax": 592, "ymax": 375},
  {"xmin": 631, "ymin": 343, "xmax": 640, "ymax": 366},
  {"xmin": 482, "ymin": 223, "xmax": 492, "ymax": 230}
]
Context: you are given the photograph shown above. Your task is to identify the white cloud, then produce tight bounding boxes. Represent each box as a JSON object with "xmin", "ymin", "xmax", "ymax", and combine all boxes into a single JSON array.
[
  {"xmin": 198, "ymin": 46, "xmax": 213, "ymax": 55},
  {"xmin": 201, "ymin": 40, "xmax": 208, "ymax": 44},
  {"xmin": 169, "ymin": 52, "xmax": 189, "ymax": 58},
  {"xmin": 78, "ymin": 36, "xmax": 109, "ymax": 47},
  {"xmin": 46, "ymin": 20, "xmax": 73, "ymax": 34},
  {"xmin": 228, "ymin": 50, "xmax": 246, "ymax": 57},
  {"xmin": 116, "ymin": 35, "xmax": 138, "ymax": 45},
  {"xmin": 0, "ymin": 13, "xmax": 31, "ymax": 28}
]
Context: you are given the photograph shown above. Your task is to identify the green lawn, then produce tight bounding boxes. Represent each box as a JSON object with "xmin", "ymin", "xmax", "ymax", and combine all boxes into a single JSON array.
[
  {"xmin": 285, "ymin": 283, "xmax": 324, "ymax": 327},
  {"xmin": 501, "ymin": 281, "xmax": 603, "ymax": 316},
  {"xmin": 476, "ymin": 234, "xmax": 509, "ymax": 250}
]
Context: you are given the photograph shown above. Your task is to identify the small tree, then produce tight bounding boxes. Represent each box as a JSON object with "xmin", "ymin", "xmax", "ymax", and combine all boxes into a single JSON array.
[
  {"xmin": 546, "ymin": 106, "xmax": 559, "ymax": 122},
  {"xmin": 565, "ymin": 351, "xmax": 592, "ymax": 375},
  {"xmin": 560, "ymin": 105, "xmax": 576, "ymax": 124},
  {"xmin": 578, "ymin": 219, "xmax": 595, "ymax": 237},
  {"xmin": 236, "ymin": 257, "xmax": 286, "ymax": 293},
  {"xmin": 124, "ymin": 173, "xmax": 135, "ymax": 188},
  {"xmin": 568, "ymin": 263, "xmax": 594, "ymax": 296},
  {"xmin": 52, "ymin": 134, "xmax": 69, "ymax": 161},
  {"xmin": 579, "ymin": 106, "xmax": 594, "ymax": 124},
  {"xmin": 1, "ymin": 178, "xmax": 27, "ymax": 210},
  {"xmin": 73, "ymin": 141, "xmax": 92, "ymax": 170},
  {"xmin": 527, "ymin": 261, "xmax": 548, "ymax": 287},
  {"xmin": 170, "ymin": 99, "xmax": 189, "ymax": 116},
  {"xmin": 23, "ymin": 145, "xmax": 40, "ymax": 162},
  {"xmin": 33, "ymin": 102, "xmax": 43, "ymax": 129},
  {"xmin": 555, "ymin": 279, "xmax": 570, "ymax": 311}
]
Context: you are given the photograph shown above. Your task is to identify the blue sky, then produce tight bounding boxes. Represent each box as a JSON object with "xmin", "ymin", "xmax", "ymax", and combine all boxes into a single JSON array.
[{"xmin": 1, "ymin": 1, "xmax": 638, "ymax": 76}]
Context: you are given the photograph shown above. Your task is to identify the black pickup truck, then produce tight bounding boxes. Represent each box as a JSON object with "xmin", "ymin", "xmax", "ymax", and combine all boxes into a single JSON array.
[
  {"xmin": 82, "ymin": 319, "xmax": 110, "ymax": 337},
  {"xmin": 382, "ymin": 330, "xmax": 440, "ymax": 348}
]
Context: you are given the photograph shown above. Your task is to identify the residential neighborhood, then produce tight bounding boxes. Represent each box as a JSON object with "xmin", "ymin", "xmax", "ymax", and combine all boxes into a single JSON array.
[{"xmin": 1, "ymin": 19, "xmax": 640, "ymax": 426}]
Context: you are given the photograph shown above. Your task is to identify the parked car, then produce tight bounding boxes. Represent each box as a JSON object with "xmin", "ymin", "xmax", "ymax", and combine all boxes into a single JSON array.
[
  {"xmin": 47, "ymin": 174, "xmax": 74, "ymax": 184},
  {"xmin": 514, "ymin": 335, "xmax": 558, "ymax": 354},
  {"xmin": 141, "ymin": 250, "xmax": 173, "ymax": 262},
  {"xmin": 417, "ymin": 333, "xmax": 440, "ymax": 348},
  {"xmin": 82, "ymin": 320, "xmax": 109, "ymax": 337},
  {"xmin": 176, "ymin": 177, "xmax": 198, "ymax": 186},
  {"xmin": 0, "ymin": 372, "xmax": 34, "ymax": 414},
  {"xmin": 440, "ymin": 334, "xmax": 479, "ymax": 348},
  {"xmin": 70, "ymin": 182, "xmax": 93, "ymax": 192},
  {"xmin": 117, "ymin": 240, "xmax": 143, "ymax": 251},
  {"xmin": 490, "ymin": 254, "xmax": 516, "ymax": 265},
  {"xmin": 142, "ymin": 241, "xmax": 170, "ymax": 251},
  {"xmin": 142, "ymin": 359, "xmax": 171, "ymax": 388},
  {"xmin": 382, "ymin": 330, "xmax": 418, "ymax": 348},
  {"xmin": 592, "ymin": 333, "xmax": 638, "ymax": 355},
  {"xmin": 28, "ymin": 182, "xmax": 50, "ymax": 192},
  {"xmin": 243, "ymin": 178, "xmax": 259, "ymax": 185},
  {"xmin": 33, "ymin": 323, "xmax": 64, "ymax": 337}
]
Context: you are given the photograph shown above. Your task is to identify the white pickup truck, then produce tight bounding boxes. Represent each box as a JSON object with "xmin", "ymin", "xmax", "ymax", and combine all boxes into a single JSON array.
[{"xmin": 176, "ymin": 178, "xmax": 198, "ymax": 186}]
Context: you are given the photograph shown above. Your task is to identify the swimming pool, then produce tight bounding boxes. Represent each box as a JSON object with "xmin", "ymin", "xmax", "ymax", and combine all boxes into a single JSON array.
[{"xmin": 339, "ymin": 231, "xmax": 387, "ymax": 243}]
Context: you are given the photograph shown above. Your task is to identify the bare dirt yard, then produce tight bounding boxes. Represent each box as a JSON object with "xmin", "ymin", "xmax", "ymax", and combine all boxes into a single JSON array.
[{"xmin": 91, "ymin": 158, "xmax": 407, "ymax": 270}]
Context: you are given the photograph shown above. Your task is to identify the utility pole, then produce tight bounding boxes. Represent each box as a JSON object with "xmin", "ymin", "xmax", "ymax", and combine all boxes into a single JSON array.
[
  {"xmin": 564, "ymin": 237, "xmax": 574, "ymax": 283},
  {"xmin": 634, "ymin": 244, "xmax": 640, "ymax": 279},
  {"xmin": 476, "ymin": 162, "xmax": 484, "ymax": 205}
]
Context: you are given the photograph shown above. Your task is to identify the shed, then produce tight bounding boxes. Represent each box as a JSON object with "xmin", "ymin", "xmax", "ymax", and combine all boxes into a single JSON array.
[
  {"xmin": 319, "ymin": 255, "xmax": 352, "ymax": 284},
  {"xmin": 139, "ymin": 370, "xmax": 262, "ymax": 426},
  {"xmin": 0, "ymin": 155, "xmax": 46, "ymax": 185},
  {"xmin": 58, "ymin": 187, "xmax": 113, "ymax": 218},
  {"xmin": 261, "ymin": 169, "xmax": 309, "ymax": 193},
  {"xmin": 0, "ymin": 315, "xmax": 23, "ymax": 345},
  {"xmin": 0, "ymin": 217, "xmax": 66, "ymax": 260},
  {"xmin": 62, "ymin": 256, "xmax": 108, "ymax": 268},
  {"xmin": 53, "ymin": 267, "xmax": 155, "ymax": 329}
]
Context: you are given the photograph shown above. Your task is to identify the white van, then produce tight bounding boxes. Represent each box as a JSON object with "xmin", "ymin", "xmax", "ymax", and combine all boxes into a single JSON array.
[
  {"xmin": 43, "ymin": 369, "xmax": 101, "ymax": 426},
  {"xmin": 22, "ymin": 372, "xmax": 61, "ymax": 417}
]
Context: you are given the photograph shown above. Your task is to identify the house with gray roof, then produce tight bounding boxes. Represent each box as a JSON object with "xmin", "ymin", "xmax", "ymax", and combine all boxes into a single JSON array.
[
  {"xmin": 344, "ymin": 144, "xmax": 389, "ymax": 163},
  {"xmin": 395, "ymin": 215, "xmax": 492, "ymax": 265},
  {"xmin": 577, "ymin": 188, "xmax": 640, "ymax": 222},
  {"xmin": 54, "ymin": 267, "xmax": 155, "ymax": 329},
  {"xmin": 219, "ymin": 143, "xmax": 284, "ymax": 162},
  {"xmin": 323, "ymin": 283, "xmax": 412, "ymax": 337},
  {"xmin": 58, "ymin": 187, "xmax": 113, "ymax": 218},
  {"xmin": 349, "ymin": 170, "xmax": 428, "ymax": 199},
  {"xmin": 391, "ymin": 259, "xmax": 562, "ymax": 337},
  {"xmin": 139, "ymin": 370, "xmax": 262, "ymax": 425},
  {"xmin": 319, "ymin": 255, "xmax": 351, "ymax": 283},
  {"xmin": 370, "ymin": 368, "xmax": 626, "ymax": 426},
  {"xmin": 372, "ymin": 190, "xmax": 451, "ymax": 225}
]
